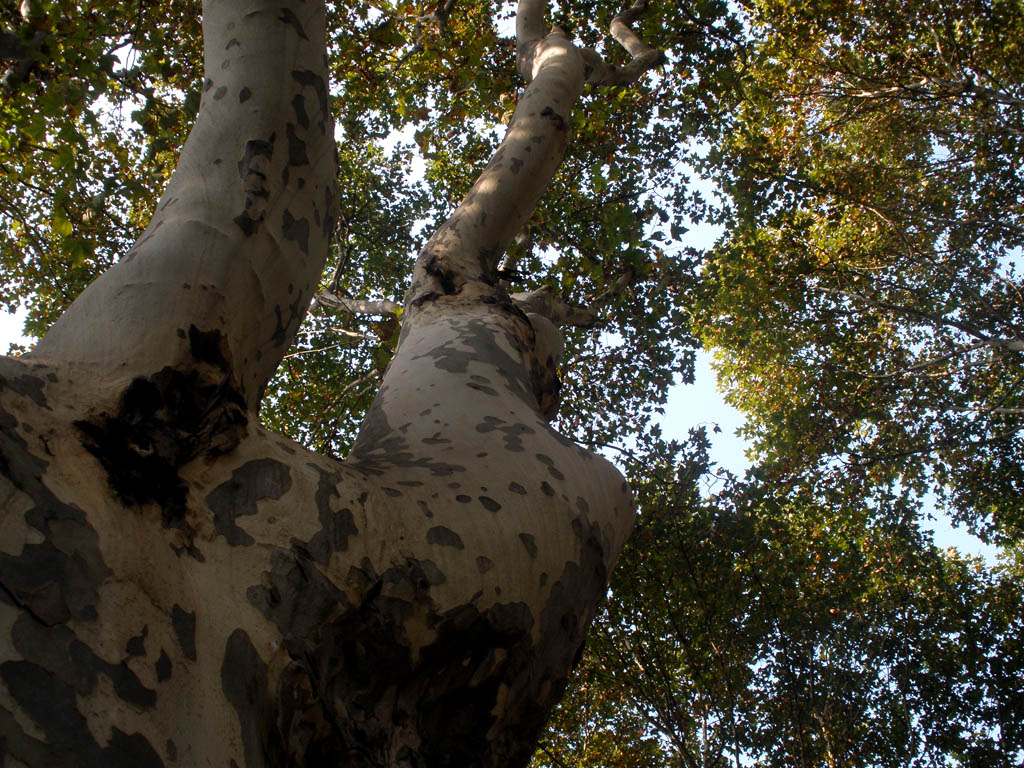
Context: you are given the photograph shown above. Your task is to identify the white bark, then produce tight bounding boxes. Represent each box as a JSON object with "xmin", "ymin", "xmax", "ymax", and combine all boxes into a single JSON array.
[{"xmin": 30, "ymin": 0, "xmax": 337, "ymax": 410}]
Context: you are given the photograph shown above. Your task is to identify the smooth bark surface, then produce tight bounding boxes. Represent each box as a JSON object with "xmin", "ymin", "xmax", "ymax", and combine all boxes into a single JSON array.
[{"xmin": 0, "ymin": 0, "xmax": 661, "ymax": 764}]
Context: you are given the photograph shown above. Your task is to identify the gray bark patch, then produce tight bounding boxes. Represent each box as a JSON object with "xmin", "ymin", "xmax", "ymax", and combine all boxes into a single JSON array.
[
  {"xmin": 291, "ymin": 69, "xmax": 329, "ymax": 132},
  {"xmin": 0, "ymin": 659, "xmax": 163, "ymax": 767},
  {"xmin": 238, "ymin": 86, "xmax": 251, "ymax": 102},
  {"xmin": 277, "ymin": 7, "xmax": 308, "ymax": 38},
  {"xmin": 221, "ymin": 629, "xmax": 269, "ymax": 768},
  {"xmin": 518, "ymin": 533, "xmax": 537, "ymax": 559},
  {"xmin": 540, "ymin": 105, "xmax": 568, "ymax": 131},
  {"xmin": 281, "ymin": 209, "xmax": 310, "ymax": 255},
  {"xmin": 0, "ymin": 407, "xmax": 108, "ymax": 625},
  {"xmin": 233, "ymin": 209, "xmax": 260, "ymax": 236},
  {"xmin": 427, "ymin": 526, "xmax": 464, "ymax": 549},
  {"xmin": 234, "ymin": 134, "xmax": 274, "ymax": 234},
  {"xmin": 291, "ymin": 93, "xmax": 309, "ymax": 128},
  {"xmin": 11, "ymin": 616, "xmax": 157, "ymax": 709},
  {"xmin": 475, "ymin": 556, "xmax": 494, "ymax": 573},
  {"xmin": 247, "ymin": 547, "xmax": 351, "ymax": 643},
  {"xmin": 306, "ymin": 466, "xmax": 359, "ymax": 564},
  {"xmin": 4, "ymin": 373, "xmax": 46, "ymax": 407},
  {"xmin": 478, "ymin": 496, "xmax": 501, "ymax": 512},
  {"xmin": 126, "ymin": 626, "xmax": 147, "ymax": 657},
  {"xmin": 206, "ymin": 458, "xmax": 292, "ymax": 546},
  {"xmin": 384, "ymin": 558, "xmax": 446, "ymax": 588},
  {"xmin": 155, "ymin": 650, "xmax": 171, "ymax": 682},
  {"xmin": 508, "ymin": 481, "xmax": 526, "ymax": 495},
  {"xmin": 475, "ymin": 416, "xmax": 534, "ymax": 452},
  {"xmin": 467, "ymin": 382, "xmax": 498, "ymax": 395},
  {"xmin": 285, "ymin": 123, "xmax": 308, "ymax": 166},
  {"xmin": 171, "ymin": 605, "xmax": 196, "ymax": 661}
]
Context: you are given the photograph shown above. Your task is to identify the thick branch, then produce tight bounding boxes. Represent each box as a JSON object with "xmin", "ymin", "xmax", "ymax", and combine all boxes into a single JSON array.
[
  {"xmin": 586, "ymin": 0, "xmax": 667, "ymax": 86},
  {"xmin": 405, "ymin": 27, "xmax": 585, "ymax": 311},
  {"xmin": 31, "ymin": 0, "xmax": 338, "ymax": 410},
  {"xmin": 407, "ymin": 1, "xmax": 666, "ymax": 313}
]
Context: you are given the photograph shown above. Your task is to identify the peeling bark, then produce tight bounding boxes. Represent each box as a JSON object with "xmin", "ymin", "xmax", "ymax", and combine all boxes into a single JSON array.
[{"xmin": 0, "ymin": 0, "xmax": 665, "ymax": 765}]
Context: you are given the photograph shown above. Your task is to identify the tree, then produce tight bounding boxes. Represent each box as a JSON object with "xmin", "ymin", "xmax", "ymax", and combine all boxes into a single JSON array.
[
  {"xmin": 693, "ymin": 0, "xmax": 1024, "ymax": 542},
  {"xmin": 0, "ymin": 0, "xmax": 673, "ymax": 763},
  {"xmin": 528, "ymin": 1, "xmax": 1024, "ymax": 758}
]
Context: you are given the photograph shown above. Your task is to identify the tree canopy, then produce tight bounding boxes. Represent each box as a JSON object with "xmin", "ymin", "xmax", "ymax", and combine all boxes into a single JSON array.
[{"xmin": 2, "ymin": 0, "xmax": 1023, "ymax": 764}]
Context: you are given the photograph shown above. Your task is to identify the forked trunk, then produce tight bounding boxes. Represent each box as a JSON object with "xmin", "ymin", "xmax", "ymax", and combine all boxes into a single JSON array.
[{"xmin": 0, "ymin": 0, "xmax": 662, "ymax": 764}]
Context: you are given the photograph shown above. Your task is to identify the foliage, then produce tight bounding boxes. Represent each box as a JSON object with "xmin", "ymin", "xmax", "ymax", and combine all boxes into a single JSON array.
[
  {"xmin": 0, "ymin": 0, "xmax": 202, "ymax": 336},
  {"xmin": 695, "ymin": 0, "xmax": 1024, "ymax": 543},
  {"xmin": 535, "ymin": 435, "xmax": 1024, "ymax": 767}
]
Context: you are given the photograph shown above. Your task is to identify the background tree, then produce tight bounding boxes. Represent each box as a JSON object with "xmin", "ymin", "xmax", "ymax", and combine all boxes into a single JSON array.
[
  {"xmin": 535, "ymin": 1, "xmax": 1024, "ymax": 763},
  {"xmin": 535, "ymin": 436, "xmax": 1024, "ymax": 767},
  {"xmin": 695, "ymin": 0, "xmax": 1024, "ymax": 543}
]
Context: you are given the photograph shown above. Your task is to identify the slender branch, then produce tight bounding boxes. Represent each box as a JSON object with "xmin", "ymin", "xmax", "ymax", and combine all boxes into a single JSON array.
[
  {"xmin": 537, "ymin": 742, "xmax": 572, "ymax": 768},
  {"xmin": 812, "ymin": 283, "xmax": 995, "ymax": 343},
  {"xmin": 951, "ymin": 406, "xmax": 1024, "ymax": 415},
  {"xmin": 846, "ymin": 76, "xmax": 1024, "ymax": 108},
  {"xmin": 283, "ymin": 339, "xmax": 362, "ymax": 358},
  {"xmin": 314, "ymin": 291, "xmax": 401, "ymax": 317},
  {"xmin": 584, "ymin": 0, "xmax": 666, "ymax": 86}
]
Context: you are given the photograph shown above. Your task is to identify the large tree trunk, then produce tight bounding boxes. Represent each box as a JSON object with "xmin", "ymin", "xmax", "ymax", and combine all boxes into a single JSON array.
[{"xmin": 0, "ymin": 0, "xmax": 657, "ymax": 764}]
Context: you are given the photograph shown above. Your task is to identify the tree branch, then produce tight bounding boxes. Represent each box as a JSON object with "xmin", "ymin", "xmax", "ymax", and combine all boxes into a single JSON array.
[
  {"xmin": 32, "ymin": 0, "xmax": 339, "ymax": 410},
  {"xmin": 314, "ymin": 291, "xmax": 401, "ymax": 317},
  {"xmin": 585, "ymin": 0, "xmax": 667, "ymax": 86},
  {"xmin": 510, "ymin": 285, "xmax": 599, "ymax": 327}
]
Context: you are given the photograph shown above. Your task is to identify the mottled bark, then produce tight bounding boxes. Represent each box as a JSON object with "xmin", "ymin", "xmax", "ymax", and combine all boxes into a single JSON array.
[{"xmin": 0, "ymin": 0, "xmax": 662, "ymax": 765}]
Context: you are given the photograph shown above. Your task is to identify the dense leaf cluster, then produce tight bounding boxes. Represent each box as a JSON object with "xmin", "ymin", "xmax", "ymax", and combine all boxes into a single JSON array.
[
  {"xmin": 536, "ymin": 434, "xmax": 1024, "ymax": 766},
  {"xmin": 697, "ymin": 0, "xmax": 1024, "ymax": 543}
]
